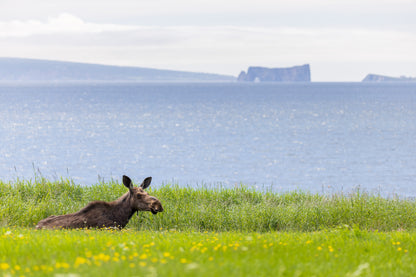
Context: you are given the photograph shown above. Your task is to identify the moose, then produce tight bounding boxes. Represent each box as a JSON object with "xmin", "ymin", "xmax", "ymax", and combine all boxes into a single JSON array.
[{"xmin": 36, "ymin": 175, "xmax": 163, "ymax": 229}]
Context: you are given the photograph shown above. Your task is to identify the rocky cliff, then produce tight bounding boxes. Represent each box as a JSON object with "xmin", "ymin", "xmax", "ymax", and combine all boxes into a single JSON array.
[
  {"xmin": 238, "ymin": 64, "xmax": 311, "ymax": 82},
  {"xmin": 362, "ymin": 74, "xmax": 416, "ymax": 82}
]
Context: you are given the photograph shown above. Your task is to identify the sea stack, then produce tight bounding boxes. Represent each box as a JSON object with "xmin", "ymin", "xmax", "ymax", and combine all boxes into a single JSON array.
[{"xmin": 237, "ymin": 64, "xmax": 311, "ymax": 82}]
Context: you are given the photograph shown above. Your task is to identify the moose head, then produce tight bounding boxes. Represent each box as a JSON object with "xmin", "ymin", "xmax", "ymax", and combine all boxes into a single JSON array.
[{"xmin": 122, "ymin": 175, "xmax": 164, "ymax": 215}]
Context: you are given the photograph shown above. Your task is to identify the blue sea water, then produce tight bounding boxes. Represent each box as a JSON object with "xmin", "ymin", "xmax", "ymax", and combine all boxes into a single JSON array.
[{"xmin": 0, "ymin": 82, "xmax": 415, "ymax": 196}]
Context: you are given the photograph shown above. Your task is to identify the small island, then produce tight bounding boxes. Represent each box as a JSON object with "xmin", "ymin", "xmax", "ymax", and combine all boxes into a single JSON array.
[
  {"xmin": 237, "ymin": 64, "xmax": 311, "ymax": 82},
  {"xmin": 362, "ymin": 74, "xmax": 416, "ymax": 82}
]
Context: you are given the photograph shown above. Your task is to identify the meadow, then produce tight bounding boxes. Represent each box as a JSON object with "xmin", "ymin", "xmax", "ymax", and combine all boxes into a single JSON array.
[{"xmin": 1, "ymin": 178, "xmax": 416, "ymax": 276}]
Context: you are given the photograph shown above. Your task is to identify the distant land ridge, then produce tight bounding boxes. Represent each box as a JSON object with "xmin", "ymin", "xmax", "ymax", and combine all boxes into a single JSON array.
[
  {"xmin": 0, "ymin": 57, "xmax": 235, "ymax": 82},
  {"xmin": 238, "ymin": 64, "xmax": 311, "ymax": 82},
  {"xmin": 362, "ymin": 74, "xmax": 416, "ymax": 82}
]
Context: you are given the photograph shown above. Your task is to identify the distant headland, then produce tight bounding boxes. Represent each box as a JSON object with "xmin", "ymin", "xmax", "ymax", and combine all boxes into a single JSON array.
[
  {"xmin": 0, "ymin": 57, "xmax": 235, "ymax": 82},
  {"xmin": 238, "ymin": 64, "xmax": 311, "ymax": 82},
  {"xmin": 362, "ymin": 74, "xmax": 416, "ymax": 82}
]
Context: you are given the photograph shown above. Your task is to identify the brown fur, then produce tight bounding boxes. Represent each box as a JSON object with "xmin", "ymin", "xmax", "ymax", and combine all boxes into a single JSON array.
[{"xmin": 36, "ymin": 175, "xmax": 163, "ymax": 229}]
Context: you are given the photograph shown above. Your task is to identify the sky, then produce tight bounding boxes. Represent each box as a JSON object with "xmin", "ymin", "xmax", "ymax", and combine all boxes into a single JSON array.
[{"xmin": 0, "ymin": 0, "xmax": 415, "ymax": 81}]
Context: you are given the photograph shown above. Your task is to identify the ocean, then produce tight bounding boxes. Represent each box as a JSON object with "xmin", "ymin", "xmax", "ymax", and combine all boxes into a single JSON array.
[{"xmin": 0, "ymin": 82, "xmax": 415, "ymax": 196}]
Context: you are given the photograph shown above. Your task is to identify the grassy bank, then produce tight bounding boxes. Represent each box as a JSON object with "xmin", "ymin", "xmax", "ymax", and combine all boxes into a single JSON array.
[{"xmin": 1, "ymin": 178, "xmax": 416, "ymax": 231}]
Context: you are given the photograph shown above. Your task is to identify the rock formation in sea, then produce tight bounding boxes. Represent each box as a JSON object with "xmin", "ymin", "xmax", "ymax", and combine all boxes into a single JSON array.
[
  {"xmin": 362, "ymin": 74, "xmax": 416, "ymax": 82},
  {"xmin": 237, "ymin": 64, "xmax": 311, "ymax": 82}
]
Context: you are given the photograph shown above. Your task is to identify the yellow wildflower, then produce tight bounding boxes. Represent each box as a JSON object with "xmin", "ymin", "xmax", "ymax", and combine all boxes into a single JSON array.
[
  {"xmin": 61, "ymin": 263, "xmax": 70, "ymax": 269},
  {"xmin": 94, "ymin": 253, "xmax": 110, "ymax": 262},
  {"xmin": 180, "ymin": 258, "xmax": 188, "ymax": 264},
  {"xmin": 74, "ymin": 257, "xmax": 88, "ymax": 267},
  {"xmin": 55, "ymin": 262, "xmax": 70, "ymax": 269}
]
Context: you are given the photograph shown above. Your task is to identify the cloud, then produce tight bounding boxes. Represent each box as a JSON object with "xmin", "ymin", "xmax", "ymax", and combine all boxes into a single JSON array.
[{"xmin": 0, "ymin": 13, "xmax": 136, "ymax": 37}]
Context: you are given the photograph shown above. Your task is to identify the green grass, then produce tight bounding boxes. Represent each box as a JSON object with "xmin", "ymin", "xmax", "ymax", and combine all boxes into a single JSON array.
[
  {"xmin": 1, "ymin": 227, "xmax": 415, "ymax": 276},
  {"xmin": 1, "ymin": 178, "xmax": 416, "ymax": 231},
  {"xmin": 1, "ymin": 178, "xmax": 416, "ymax": 276}
]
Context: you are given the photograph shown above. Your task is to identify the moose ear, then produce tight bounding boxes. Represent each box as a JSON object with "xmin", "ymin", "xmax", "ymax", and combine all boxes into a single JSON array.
[
  {"xmin": 140, "ymin": 177, "xmax": 152, "ymax": 189},
  {"xmin": 122, "ymin": 175, "xmax": 134, "ymax": 190}
]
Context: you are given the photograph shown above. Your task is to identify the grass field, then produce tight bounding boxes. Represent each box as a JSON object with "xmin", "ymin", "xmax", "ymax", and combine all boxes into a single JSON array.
[
  {"xmin": 1, "ymin": 227, "xmax": 415, "ymax": 276},
  {"xmin": 1, "ymin": 178, "xmax": 416, "ymax": 276}
]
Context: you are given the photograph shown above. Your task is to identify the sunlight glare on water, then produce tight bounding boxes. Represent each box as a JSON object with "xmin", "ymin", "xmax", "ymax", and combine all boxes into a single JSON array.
[{"xmin": 0, "ymin": 82, "xmax": 415, "ymax": 197}]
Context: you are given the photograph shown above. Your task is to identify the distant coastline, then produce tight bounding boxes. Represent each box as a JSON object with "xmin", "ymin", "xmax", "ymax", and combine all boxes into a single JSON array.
[
  {"xmin": 0, "ymin": 57, "xmax": 235, "ymax": 82},
  {"xmin": 1, "ymin": 57, "xmax": 415, "ymax": 83},
  {"xmin": 0, "ymin": 58, "xmax": 313, "ymax": 83}
]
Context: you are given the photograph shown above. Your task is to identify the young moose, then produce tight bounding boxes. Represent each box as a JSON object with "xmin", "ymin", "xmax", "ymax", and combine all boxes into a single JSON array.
[{"xmin": 36, "ymin": 175, "xmax": 163, "ymax": 229}]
